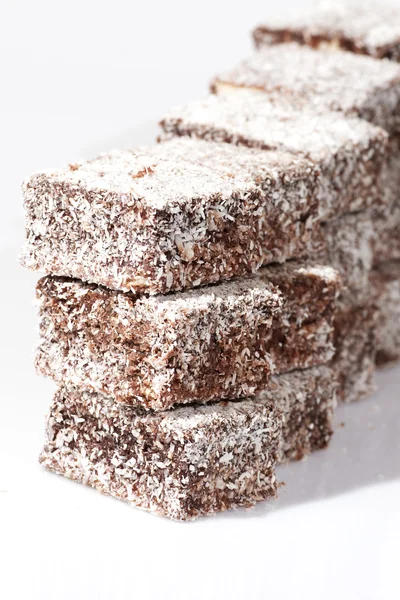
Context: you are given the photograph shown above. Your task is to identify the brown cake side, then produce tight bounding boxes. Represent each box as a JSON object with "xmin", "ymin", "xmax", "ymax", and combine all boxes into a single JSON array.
[
  {"xmin": 20, "ymin": 138, "xmax": 323, "ymax": 295},
  {"xmin": 39, "ymin": 366, "xmax": 337, "ymax": 521},
  {"xmin": 35, "ymin": 263, "xmax": 340, "ymax": 410}
]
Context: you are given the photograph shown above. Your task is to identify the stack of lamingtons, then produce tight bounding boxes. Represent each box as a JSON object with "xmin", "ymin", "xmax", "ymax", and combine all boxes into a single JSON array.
[{"xmin": 20, "ymin": 0, "xmax": 400, "ymax": 520}]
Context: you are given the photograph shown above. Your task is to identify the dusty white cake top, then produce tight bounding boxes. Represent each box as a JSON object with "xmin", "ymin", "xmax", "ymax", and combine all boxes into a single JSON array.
[
  {"xmin": 24, "ymin": 137, "xmax": 316, "ymax": 211},
  {"xmin": 24, "ymin": 142, "xmax": 263, "ymax": 210}
]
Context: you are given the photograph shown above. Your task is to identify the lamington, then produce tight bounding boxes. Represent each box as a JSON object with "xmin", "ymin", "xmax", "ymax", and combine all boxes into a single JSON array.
[
  {"xmin": 160, "ymin": 92, "xmax": 389, "ymax": 215},
  {"xmin": 39, "ymin": 365, "xmax": 338, "ymax": 521},
  {"xmin": 20, "ymin": 139, "xmax": 327, "ymax": 294},
  {"xmin": 211, "ymin": 43, "xmax": 400, "ymax": 135},
  {"xmin": 252, "ymin": 0, "xmax": 400, "ymax": 62},
  {"xmin": 35, "ymin": 263, "xmax": 340, "ymax": 410}
]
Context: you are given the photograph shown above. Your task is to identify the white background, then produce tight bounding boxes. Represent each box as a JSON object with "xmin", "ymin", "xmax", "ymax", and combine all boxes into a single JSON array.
[{"xmin": 0, "ymin": 1, "xmax": 399, "ymax": 598}]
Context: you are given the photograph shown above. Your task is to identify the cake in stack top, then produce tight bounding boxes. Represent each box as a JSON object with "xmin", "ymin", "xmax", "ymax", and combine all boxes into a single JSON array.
[
  {"xmin": 252, "ymin": 0, "xmax": 400, "ymax": 61},
  {"xmin": 21, "ymin": 133, "xmax": 387, "ymax": 295}
]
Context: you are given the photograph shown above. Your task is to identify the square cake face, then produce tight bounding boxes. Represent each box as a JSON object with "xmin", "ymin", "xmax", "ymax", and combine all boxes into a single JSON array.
[
  {"xmin": 212, "ymin": 43, "xmax": 400, "ymax": 135},
  {"xmin": 21, "ymin": 138, "xmax": 324, "ymax": 294},
  {"xmin": 35, "ymin": 263, "xmax": 340, "ymax": 410},
  {"xmin": 253, "ymin": 0, "xmax": 400, "ymax": 62},
  {"xmin": 160, "ymin": 91, "xmax": 388, "ymax": 217},
  {"xmin": 39, "ymin": 366, "xmax": 337, "ymax": 520}
]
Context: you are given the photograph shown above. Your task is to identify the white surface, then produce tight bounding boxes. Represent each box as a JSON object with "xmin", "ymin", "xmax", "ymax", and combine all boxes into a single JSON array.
[{"xmin": 0, "ymin": 1, "xmax": 399, "ymax": 599}]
